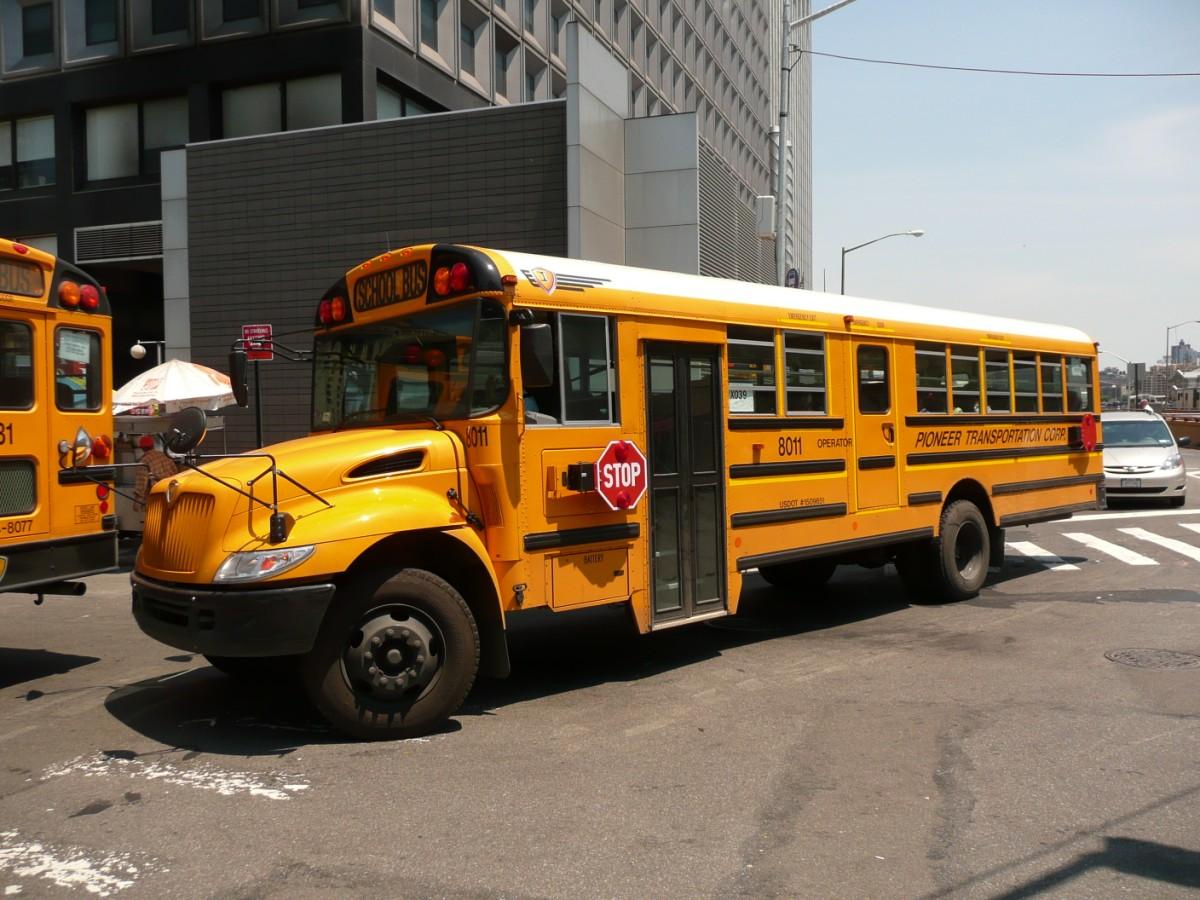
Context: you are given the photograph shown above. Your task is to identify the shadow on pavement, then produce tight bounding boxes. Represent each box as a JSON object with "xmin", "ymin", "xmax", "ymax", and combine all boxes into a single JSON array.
[
  {"xmin": 463, "ymin": 569, "xmax": 911, "ymax": 717},
  {"xmin": 0, "ymin": 646, "xmax": 100, "ymax": 688},
  {"xmin": 104, "ymin": 666, "xmax": 342, "ymax": 757}
]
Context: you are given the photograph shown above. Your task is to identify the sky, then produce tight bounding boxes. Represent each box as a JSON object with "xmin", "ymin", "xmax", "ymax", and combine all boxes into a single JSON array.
[{"xmin": 808, "ymin": 0, "xmax": 1200, "ymax": 367}]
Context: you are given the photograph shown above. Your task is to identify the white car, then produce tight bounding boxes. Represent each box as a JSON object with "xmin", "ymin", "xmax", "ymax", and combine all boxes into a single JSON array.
[{"xmin": 1102, "ymin": 410, "xmax": 1190, "ymax": 507}]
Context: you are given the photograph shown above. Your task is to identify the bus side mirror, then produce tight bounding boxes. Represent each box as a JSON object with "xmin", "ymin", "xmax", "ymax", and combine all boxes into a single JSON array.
[
  {"xmin": 520, "ymin": 323, "xmax": 554, "ymax": 389},
  {"xmin": 164, "ymin": 406, "xmax": 208, "ymax": 454},
  {"xmin": 228, "ymin": 349, "xmax": 249, "ymax": 408}
]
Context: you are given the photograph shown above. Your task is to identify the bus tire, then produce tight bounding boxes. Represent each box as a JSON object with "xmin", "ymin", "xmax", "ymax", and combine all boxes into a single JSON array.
[
  {"xmin": 929, "ymin": 499, "xmax": 990, "ymax": 602},
  {"xmin": 204, "ymin": 654, "xmax": 298, "ymax": 682},
  {"xmin": 757, "ymin": 559, "xmax": 837, "ymax": 591},
  {"xmin": 301, "ymin": 568, "xmax": 480, "ymax": 741}
]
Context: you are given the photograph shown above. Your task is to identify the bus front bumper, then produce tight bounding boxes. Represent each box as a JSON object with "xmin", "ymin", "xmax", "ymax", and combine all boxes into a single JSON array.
[{"xmin": 131, "ymin": 572, "xmax": 335, "ymax": 657}]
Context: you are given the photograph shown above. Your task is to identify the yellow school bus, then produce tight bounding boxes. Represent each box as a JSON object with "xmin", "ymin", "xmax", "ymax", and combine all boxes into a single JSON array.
[
  {"xmin": 0, "ymin": 238, "xmax": 117, "ymax": 598},
  {"xmin": 131, "ymin": 244, "xmax": 1101, "ymax": 739}
]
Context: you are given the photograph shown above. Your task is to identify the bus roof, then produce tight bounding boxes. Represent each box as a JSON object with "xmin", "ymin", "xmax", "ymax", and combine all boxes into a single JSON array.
[{"xmin": 491, "ymin": 248, "xmax": 1096, "ymax": 350}]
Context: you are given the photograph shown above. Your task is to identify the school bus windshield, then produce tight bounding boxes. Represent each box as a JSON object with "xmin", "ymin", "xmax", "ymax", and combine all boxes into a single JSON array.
[{"xmin": 311, "ymin": 298, "xmax": 507, "ymax": 430}]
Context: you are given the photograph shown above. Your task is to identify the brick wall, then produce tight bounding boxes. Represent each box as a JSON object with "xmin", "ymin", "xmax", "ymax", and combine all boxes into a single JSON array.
[{"xmin": 187, "ymin": 101, "xmax": 567, "ymax": 450}]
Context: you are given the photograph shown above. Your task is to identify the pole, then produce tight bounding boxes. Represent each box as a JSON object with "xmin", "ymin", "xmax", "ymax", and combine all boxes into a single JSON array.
[
  {"xmin": 254, "ymin": 360, "xmax": 264, "ymax": 449},
  {"xmin": 774, "ymin": 0, "xmax": 791, "ymax": 286},
  {"xmin": 840, "ymin": 247, "xmax": 846, "ymax": 294}
]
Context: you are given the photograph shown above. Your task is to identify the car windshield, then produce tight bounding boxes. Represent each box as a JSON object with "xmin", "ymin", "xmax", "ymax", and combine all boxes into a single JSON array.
[
  {"xmin": 1104, "ymin": 419, "xmax": 1175, "ymax": 448},
  {"xmin": 311, "ymin": 299, "xmax": 507, "ymax": 430}
]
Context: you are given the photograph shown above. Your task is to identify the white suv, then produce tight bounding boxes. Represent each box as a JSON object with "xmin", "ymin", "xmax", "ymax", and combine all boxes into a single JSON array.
[{"xmin": 1102, "ymin": 409, "xmax": 1191, "ymax": 507}]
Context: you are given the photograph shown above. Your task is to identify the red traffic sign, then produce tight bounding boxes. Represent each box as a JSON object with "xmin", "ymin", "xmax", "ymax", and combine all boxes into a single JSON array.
[
  {"xmin": 596, "ymin": 439, "xmax": 648, "ymax": 511},
  {"xmin": 241, "ymin": 323, "xmax": 273, "ymax": 361}
]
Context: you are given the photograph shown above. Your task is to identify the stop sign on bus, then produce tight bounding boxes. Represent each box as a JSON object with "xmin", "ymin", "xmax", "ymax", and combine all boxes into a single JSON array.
[{"xmin": 595, "ymin": 439, "xmax": 648, "ymax": 511}]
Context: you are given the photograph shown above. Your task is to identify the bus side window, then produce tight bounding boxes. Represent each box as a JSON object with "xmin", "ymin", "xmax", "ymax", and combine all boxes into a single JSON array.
[
  {"xmin": 984, "ymin": 349, "xmax": 1012, "ymax": 413},
  {"xmin": 55, "ymin": 327, "xmax": 102, "ymax": 411},
  {"xmin": 1040, "ymin": 355, "xmax": 1064, "ymax": 413},
  {"xmin": 1013, "ymin": 352, "xmax": 1038, "ymax": 412},
  {"xmin": 727, "ymin": 325, "xmax": 776, "ymax": 414},
  {"xmin": 783, "ymin": 331, "xmax": 826, "ymax": 414},
  {"xmin": 950, "ymin": 345, "xmax": 981, "ymax": 414},
  {"xmin": 1066, "ymin": 356, "xmax": 1093, "ymax": 412},
  {"xmin": 522, "ymin": 312, "xmax": 619, "ymax": 426},
  {"xmin": 914, "ymin": 342, "xmax": 948, "ymax": 413}
]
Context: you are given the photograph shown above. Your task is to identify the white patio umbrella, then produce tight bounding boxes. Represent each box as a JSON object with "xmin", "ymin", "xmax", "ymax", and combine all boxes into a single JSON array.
[{"xmin": 113, "ymin": 358, "xmax": 236, "ymax": 414}]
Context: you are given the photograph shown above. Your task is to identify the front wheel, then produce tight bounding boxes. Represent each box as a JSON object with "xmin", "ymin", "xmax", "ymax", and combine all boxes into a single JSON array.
[{"xmin": 301, "ymin": 569, "xmax": 480, "ymax": 741}]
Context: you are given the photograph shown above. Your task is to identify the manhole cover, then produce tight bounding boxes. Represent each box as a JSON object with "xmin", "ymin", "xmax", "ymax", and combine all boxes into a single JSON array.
[{"xmin": 1105, "ymin": 649, "xmax": 1200, "ymax": 670}]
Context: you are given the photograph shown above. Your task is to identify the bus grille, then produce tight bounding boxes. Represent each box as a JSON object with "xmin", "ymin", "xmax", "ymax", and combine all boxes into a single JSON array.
[
  {"xmin": 0, "ymin": 459, "xmax": 36, "ymax": 517},
  {"xmin": 142, "ymin": 493, "xmax": 215, "ymax": 573}
]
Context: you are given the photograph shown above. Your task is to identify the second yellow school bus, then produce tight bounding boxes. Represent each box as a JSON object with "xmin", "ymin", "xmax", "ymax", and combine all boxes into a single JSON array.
[{"xmin": 131, "ymin": 244, "xmax": 1101, "ymax": 739}]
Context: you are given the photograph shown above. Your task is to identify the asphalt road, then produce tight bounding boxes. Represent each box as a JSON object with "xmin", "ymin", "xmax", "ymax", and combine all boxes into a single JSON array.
[{"xmin": 2, "ymin": 453, "xmax": 1199, "ymax": 899}]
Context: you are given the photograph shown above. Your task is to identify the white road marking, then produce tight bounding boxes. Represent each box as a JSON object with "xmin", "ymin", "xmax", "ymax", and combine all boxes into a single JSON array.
[
  {"xmin": 1006, "ymin": 541, "xmax": 1080, "ymax": 571},
  {"xmin": 1069, "ymin": 507, "xmax": 1200, "ymax": 523},
  {"xmin": 1180, "ymin": 523, "xmax": 1200, "ymax": 536},
  {"xmin": 42, "ymin": 753, "xmax": 309, "ymax": 801},
  {"xmin": 0, "ymin": 831, "xmax": 145, "ymax": 897},
  {"xmin": 1060, "ymin": 533, "xmax": 1158, "ymax": 566},
  {"xmin": 1118, "ymin": 528, "xmax": 1200, "ymax": 563}
]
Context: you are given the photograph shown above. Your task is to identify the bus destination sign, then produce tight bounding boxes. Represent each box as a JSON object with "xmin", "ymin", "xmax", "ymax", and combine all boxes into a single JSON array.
[
  {"xmin": 0, "ymin": 258, "xmax": 44, "ymax": 298},
  {"xmin": 353, "ymin": 261, "xmax": 428, "ymax": 312}
]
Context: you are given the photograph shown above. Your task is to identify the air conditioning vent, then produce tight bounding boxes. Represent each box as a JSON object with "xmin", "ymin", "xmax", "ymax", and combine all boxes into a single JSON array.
[
  {"xmin": 74, "ymin": 221, "xmax": 163, "ymax": 263},
  {"xmin": 347, "ymin": 451, "xmax": 424, "ymax": 480}
]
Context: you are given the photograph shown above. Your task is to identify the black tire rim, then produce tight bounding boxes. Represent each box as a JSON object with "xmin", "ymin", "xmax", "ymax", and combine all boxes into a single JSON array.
[
  {"xmin": 342, "ymin": 603, "xmax": 445, "ymax": 703},
  {"xmin": 953, "ymin": 521, "xmax": 985, "ymax": 583}
]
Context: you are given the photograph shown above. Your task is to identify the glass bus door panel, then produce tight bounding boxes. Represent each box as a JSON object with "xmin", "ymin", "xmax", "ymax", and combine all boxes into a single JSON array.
[
  {"xmin": 850, "ymin": 340, "xmax": 900, "ymax": 510},
  {"xmin": 0, "ymin": 314, "xmax": 51, "ymax": 545},
  {"xmin": 645, "ymin": 343, "xmax": 726, "ymax": 625}
]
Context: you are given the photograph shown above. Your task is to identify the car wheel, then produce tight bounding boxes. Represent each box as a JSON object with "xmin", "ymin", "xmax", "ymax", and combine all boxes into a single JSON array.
[{"xmin": 301, "ymin": 568, "xmax": 480, "ymax": 741}]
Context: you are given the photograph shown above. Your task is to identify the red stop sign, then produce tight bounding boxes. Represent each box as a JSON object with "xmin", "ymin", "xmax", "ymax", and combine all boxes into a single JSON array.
[{"xmin": 595, "ymin": 439, "xmax": 648, "ymax": 511}]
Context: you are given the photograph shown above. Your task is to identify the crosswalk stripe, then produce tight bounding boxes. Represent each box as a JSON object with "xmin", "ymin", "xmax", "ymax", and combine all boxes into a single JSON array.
[
  {"xmin": 1180, "ymin": 523, "xmax": 1200, "ymax": 536},
  {"xmin": 1006, "ymin": 541, "xmax": 1080, "ymax": 570},
  {"xmin": 1060, "ymin": 532, "xmax": 1158, "ymax": 566},
  {"xmin": 1118, "ymin": 527, "xmax": 1200, "ymax": 562}
]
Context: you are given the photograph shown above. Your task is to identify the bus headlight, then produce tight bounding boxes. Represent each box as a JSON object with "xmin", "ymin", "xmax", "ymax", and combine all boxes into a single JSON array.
[{"xmin": 214, "ymin": 545, "xmax": 315, "ymax": 583}]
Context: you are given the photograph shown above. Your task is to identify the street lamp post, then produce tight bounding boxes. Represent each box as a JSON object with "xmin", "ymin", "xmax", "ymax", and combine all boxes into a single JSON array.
[
  {"xmin": 130, "ymin": 340, "xmax": 165, "ymax": 365},
  {"xmin": 1165, "ymin": 320, "xmax": 1200, "ymax": 367},
  {"xmin": 1100, "ymin": 349, "xmax": 1138, "ymax": 407},
  {"xmin": 840, "ymin": 229, "xmax": 924, "ymax": 295},
  {"xmin": 774, "ymin": 0, "xmax": 860, "ymax": 286}
]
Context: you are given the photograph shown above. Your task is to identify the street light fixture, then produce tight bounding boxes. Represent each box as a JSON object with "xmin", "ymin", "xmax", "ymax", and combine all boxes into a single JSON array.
[
  {"xmin": 774, "ymin": 0, "xmax": 860, "ymax": 286},
  {"xmin": 1099, "ymin": 349, "xmax": 1139, "ymax": 407},
  {"xmin": 840, "ymin": 229, "xmax": 924, "ymax": 295},
  {"xmin": 130, "ymin": 340, "xmax": 165, "ymax": 365},
  {"xmin": 1165, "ymin": 320, "xmax": 1200, "ymax": 366}
]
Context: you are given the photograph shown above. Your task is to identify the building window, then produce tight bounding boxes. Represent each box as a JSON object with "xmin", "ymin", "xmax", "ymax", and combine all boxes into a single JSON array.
[
  {"xmin": 23, "ymin": 2, "xmax": 53, "ymax": 54},
  {"xmin": 460, "ymin": 21, "xmax": 476, "ymax": 75},
  {"xmin": 494, "ymin": 26, "xmax": 518, "ymax": 101},
  {"xmin": 85, "ymin": 0, "xmax": 117, "ymax": 43},
  {"xmin": 4, "ymin": 115, "xmax": 56, "ymax": 189},
  {"xmin": 85, "ymin": 97, "xmax": 187, "ymax": 183},
  {"xmin": 371, "ymin": 0, "xmax": 413, "ymax": 45},
  {"xmin": 458, "ymin": 0, "xmax": 489, "ymax": 91},
  {"xmin": 419, "ymin": 0, "xmax": 437, "ymax": 49},
  {"xmin": 376, "ymin": 80, "xmax": 439, "ymax": 118},
  {"xmin": 524, "ymin": 48, "xmax": 545, "ymax": 101},
  {"xmin": 150, "ymin": 0, "xmax": 186, "ymax": 31},
  {"xmin": 223, "ymin": 75, "xmax": 341, "ymax": 138},
  {"xmin": 223, "ymin": 0, "xmax": 256, "ymax": 19}
]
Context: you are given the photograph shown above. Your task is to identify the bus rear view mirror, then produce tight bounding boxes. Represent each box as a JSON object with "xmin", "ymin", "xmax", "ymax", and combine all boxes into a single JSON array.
[
  {"xmin": 164, "ymin": 406, "xmax": 208, "ymax": 454},
  {"xmin": 228, "ymin": 349, "xmax": 249, "ymax": 408},
  {"xmin": 520, "ymin": 322, "xmax": 554, "ymax": 389}
]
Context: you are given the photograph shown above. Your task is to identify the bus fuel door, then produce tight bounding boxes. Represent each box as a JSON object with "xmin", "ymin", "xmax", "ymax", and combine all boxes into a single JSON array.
[{"xmin": 563, "ymin": 463, "xmax": 597, "ymax": 493}]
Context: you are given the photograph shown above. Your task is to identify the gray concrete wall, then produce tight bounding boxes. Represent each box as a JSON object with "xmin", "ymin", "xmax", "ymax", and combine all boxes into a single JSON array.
[
  {"xmin": 624, "ymin": 113, "xmax": 699, "ymax": 274},
  {"xmin": 184, "ymin": 101, "xmax": 567, "ymax": 450},
  {"xmin": 565, "ymin": 21, "xmax": 628, "ymax": 264}
]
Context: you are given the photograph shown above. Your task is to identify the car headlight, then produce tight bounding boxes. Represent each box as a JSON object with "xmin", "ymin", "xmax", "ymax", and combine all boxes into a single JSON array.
[
  {"xmin": 214, "ymin": 545, "xmax": 315, "ymax": 583},
  {"xmin": 1161, "ymin": 454, "xmax": 1183, "ymax": 470}
]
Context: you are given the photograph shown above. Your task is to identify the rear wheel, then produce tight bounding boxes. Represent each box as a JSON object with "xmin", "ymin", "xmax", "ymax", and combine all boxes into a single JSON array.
[
  {"xmin": 898, "ymin": 500, "xmax": 991, "ymax": 604},
  {"xmin": 301, "ymin": 568, "xmax": 479, "ymax": 741},
  {"xmin": 757, "ymin": 559, "xmax": 837, "ymax": 592}
]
